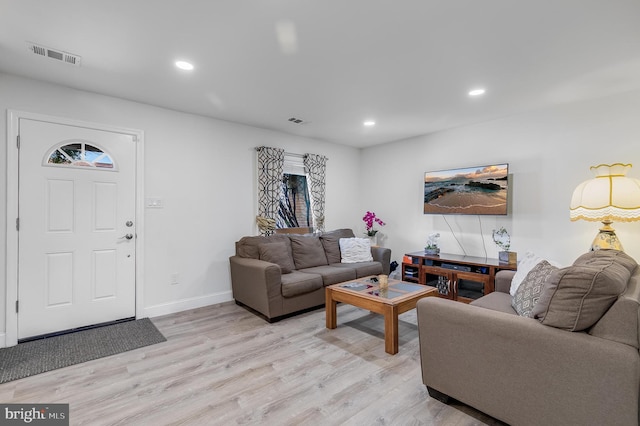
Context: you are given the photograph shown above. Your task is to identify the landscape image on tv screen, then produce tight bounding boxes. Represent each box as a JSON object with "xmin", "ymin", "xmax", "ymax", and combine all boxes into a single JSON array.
[{"xmin": 424, "ymin": 164, "xmax": 509, "ymax": 215}]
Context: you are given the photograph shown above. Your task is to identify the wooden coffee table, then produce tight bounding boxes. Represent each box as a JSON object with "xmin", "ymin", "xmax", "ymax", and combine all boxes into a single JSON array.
[{"xmin": 325, "ymin": 277, "xmax": 437, "ymax": 354}]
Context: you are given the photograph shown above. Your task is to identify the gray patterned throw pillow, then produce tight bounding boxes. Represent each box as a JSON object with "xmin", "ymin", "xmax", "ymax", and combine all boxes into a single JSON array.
[{"xmin": 512, "ymin": 260, "xmax": 558, "ymax": 317}]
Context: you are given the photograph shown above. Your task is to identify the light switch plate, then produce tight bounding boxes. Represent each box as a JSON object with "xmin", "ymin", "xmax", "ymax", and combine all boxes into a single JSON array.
[{"xmin": 146, "ymin": 198, "xmax": 163, "ymax": 208}]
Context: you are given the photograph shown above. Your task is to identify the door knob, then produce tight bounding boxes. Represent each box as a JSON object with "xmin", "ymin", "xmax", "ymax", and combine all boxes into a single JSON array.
[
  {"xmin": 119, "ymin": 234, "xmax": 134, "ymax": 240},
  {"xmin": 126, "ymin": 221, "xmax": 134, "ymax": 227}
]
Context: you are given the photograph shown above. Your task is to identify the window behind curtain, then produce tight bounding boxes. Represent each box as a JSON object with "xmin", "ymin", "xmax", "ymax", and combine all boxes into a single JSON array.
[{"xmin": 277, "ymin": 154, "xmax": 312, "ymax": 229}]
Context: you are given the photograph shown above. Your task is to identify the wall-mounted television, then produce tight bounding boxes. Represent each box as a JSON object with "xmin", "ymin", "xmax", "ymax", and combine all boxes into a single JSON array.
[{"xmin": 424, "ymin": 163, "xmax": 509, "ymax": 215}]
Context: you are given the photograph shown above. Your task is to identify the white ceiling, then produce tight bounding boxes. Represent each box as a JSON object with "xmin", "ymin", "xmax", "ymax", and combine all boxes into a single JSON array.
[{"xmin": 1, "ymin": 0, "xmax": 640, "ymax": 148}]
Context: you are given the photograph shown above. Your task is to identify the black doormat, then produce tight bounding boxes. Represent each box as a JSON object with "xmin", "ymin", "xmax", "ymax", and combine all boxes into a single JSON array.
[{"xmin": 0, "ymin": 318, "xmax": 166, "ymax": 384}]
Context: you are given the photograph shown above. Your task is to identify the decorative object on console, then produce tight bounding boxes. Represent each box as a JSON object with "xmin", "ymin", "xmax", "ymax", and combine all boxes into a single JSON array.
[
  {"xmin": 425, "ymin": 232, "xmax": 440, "ymax": 255},
  {"xmin": 570, "ymin": 163, "xmax": 640, "ymax": 251},
  {"xmin": 492, "ymin": 226, "xmax": 517, "ymax": 264}
]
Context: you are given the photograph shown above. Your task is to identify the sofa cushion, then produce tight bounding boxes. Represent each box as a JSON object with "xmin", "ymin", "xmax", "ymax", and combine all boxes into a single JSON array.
[
  {"xmin": 339, "ymin": 237, "xmax": 373, "ymax": 263},
  {"xmin": 289, "ymin": 234, "xmax": 328, "ymax": 269},
  {"xmin": 236, "ymin": 234, "xmax": 292, "ymax": 259},
  {"xmin": 258, "ymin": 242, "xmax": 295, "ymax": 274},
  {"xmin": 281, "ymin": 271, "xmax": 324, "ymax": 298},
  {"xmin": 574, "ymin": 249, "xmax": 638, "ymax": 273},
  {"xmin": 589, "ymin": 268, "xmax": 640, "ymax": 349},
  {"xmin": 471, "ymin": 292, "xmax": 517, "ymax": 315},
  {"xmin": 299, "ymin": 265, "xmax": 356, "ymax": 286},
  {"xmin": 531, "ymin": 250, "xmax": 634, "ymax": 331},
  {"xmin": 512, "ymin": 260, "xmax": 558, "ymax": 317},
  {"xmin": 331, "ymin": 262, "xmax": 383, "ymax": 278},
  {"xmin": 320, "ymin": 228, "xmax": 356, "ymax": 264}
]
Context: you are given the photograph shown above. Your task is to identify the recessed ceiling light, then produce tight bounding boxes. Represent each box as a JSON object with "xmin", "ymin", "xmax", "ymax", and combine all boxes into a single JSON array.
[
  {"xmin": 468, "ymin": 88, "xmax": 486, "ymax": 97},
  {"xmin": 175, "ymin": 60, "xmax": 194, "ymax": 71},
  {"xmin": 363, "ymin": 120, "xmax": 376, "ymax": 127},
  {"xmin": 275, "ymin": 20, "xmax": 298, "ymax": 55}
]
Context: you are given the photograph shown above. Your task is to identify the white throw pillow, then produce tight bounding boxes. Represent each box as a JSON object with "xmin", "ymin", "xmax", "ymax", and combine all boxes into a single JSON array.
[
  {"xmin": 510, "ymin": 251, "xmax": 561, "ymax": 296},
  {"xmin": 339, "ymin": 237, "xmax": 373, "ymax": 263}
]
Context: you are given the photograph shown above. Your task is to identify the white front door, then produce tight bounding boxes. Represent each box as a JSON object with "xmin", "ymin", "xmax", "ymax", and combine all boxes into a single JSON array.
[{"xmin": 18, "ymin": 118, "xmax": 137, "ymax": 339}]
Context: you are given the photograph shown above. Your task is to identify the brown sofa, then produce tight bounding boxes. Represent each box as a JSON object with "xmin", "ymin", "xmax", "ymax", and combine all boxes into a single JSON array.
[
  {"xmin": 417, "ymin": 250, "xmax": 640, "ymax": 426},
  {"xmin": 229, "ymin": 228, "xmax": 391, "ymax": 322}
]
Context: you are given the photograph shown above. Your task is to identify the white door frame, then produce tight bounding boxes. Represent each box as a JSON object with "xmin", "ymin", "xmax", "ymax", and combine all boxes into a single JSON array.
[{"xmin": 5, "ymin": 110, "xmax": 145, "ymax": 347}]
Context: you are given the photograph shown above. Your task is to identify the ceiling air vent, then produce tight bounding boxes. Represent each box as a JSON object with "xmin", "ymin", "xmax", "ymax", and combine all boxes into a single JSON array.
[
  {"xmin": 288, "ymin": 117, "xmax": 308, "ymax": 125},
  {"xmin": 27, "ymin": 42, "xmax": 82, "ymax": 66}
]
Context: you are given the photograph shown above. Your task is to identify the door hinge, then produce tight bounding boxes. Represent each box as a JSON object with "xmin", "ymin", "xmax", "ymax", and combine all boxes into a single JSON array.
[
  {"xmin": 16, "ymin": 135, "xmax": 20, "ymax": 149},
  {"xmin": 16, "ymin": 300, "xmax": 19, "ymax": 313},
  {"xmin": 16, "ymin": 217, "xmax": 20, "ymax": 231}
]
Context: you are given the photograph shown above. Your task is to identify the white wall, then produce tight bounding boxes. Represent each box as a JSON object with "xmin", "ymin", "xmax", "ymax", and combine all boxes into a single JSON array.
[
  {"xmin": 361, "ymin": 89, "xmax": 640, "ymax": 267},
  {"xmin": 0, "ymin": 72, "xmax": 361, "ymax": 340},
  {"xmin": 3, "ymin": 71, "xmax": 640, "ymax": 344}
]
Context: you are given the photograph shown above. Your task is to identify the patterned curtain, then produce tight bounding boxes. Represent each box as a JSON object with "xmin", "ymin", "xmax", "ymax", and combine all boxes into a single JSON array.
[
  {"xmin": 304, "ymin": 153, "xmax": 328, "ymax": 232},
  {"xmin": 256, "ymin": 146, "xmax": 285, "ymax": 235}
]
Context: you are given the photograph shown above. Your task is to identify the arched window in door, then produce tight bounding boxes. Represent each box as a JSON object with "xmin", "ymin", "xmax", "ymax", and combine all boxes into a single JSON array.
[{"xmin": 45, "ymin": 141, "xmax": 116, "ymax": 170}]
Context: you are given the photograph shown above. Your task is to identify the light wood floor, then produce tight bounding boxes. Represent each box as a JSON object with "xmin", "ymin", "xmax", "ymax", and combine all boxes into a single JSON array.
[{"xmin": 0, "ymin": 302, "xmax": 505, "ymax": 425}]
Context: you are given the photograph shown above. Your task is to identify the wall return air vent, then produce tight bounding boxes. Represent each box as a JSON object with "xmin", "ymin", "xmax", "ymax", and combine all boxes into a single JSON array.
[{"xmin": 27, "ymin": 42, "xmax": 82, "ymax": 66}]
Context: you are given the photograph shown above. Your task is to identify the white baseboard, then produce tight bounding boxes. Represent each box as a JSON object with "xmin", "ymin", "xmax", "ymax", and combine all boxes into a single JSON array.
[
  {"xmin": 0, "ymin": 294, "xmax": 233, "ymax": 347},
  {"xmin": 143, "ymin": 291, "xmax": 233, "ymax": 318}
]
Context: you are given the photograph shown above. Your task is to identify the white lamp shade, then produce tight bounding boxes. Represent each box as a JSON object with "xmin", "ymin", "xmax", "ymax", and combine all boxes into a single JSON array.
[{"xmin": 570, "ymin": 163, "xmax": 640, "ymax": 222}]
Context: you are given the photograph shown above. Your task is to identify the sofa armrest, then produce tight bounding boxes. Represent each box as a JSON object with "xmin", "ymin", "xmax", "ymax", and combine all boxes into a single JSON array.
[
  {"xmin": 417, "ymin": 297, "xmax": 639, "ymax": 426},
  {"xmin": 371, "ymin": 246, "xmax": 391, "ymax": 275},
  {"xmin": 494, "ymin": 269, "xmax": 515, "ymax": 294},
  {"xmin": 229, "ymin": 256, "xmax": 283, "ymax": 317}
]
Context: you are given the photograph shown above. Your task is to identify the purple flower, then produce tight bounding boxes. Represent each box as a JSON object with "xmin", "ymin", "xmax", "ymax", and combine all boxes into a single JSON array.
[{"xmin": 363, "ymin": 211, "xmax": 385, "ymax": 235}]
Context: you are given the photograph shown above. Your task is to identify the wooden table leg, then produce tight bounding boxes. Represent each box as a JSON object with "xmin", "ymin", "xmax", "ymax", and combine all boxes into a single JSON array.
[
  {"xmin": 326, "ymin": 287, "xmax": 337, "ymax": 329},
  {"xmin": 384, "ymin": 305, "xmax": 399, "ymax": 355}
]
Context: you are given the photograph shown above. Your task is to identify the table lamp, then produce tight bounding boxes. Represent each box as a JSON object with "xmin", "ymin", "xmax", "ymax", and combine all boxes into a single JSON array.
[{"xmin": 570, "ymin": 163, "xmax": 640, "ymax": 251}]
